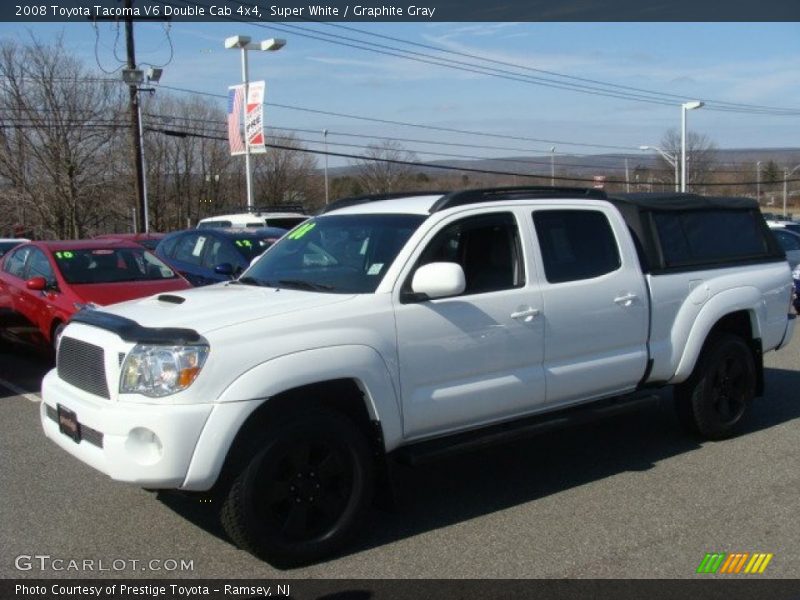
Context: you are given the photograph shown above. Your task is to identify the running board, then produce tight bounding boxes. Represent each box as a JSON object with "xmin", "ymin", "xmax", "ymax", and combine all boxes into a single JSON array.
[{"xmin": 393, "ymin": 392, "xmax": 662, "ymax": 466}]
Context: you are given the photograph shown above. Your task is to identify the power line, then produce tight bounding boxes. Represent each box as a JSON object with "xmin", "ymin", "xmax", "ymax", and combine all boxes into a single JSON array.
[
  {"xmin": 158, "ymin": 84, "xmax": 644, "ymax": 151},
  {"xmin": 146, "ymin": 124, "xmax": 800, "ymax": 187},
  {"xmin": 313, "ymin": 20, "xmax": 800, "ymax": 116},
  {"xmin": 165, "ymin": 0, "xmax": 800, "ymax": 117},
  {"xmin": 147, "ymin": 103, "xmax": 798, "ymax": 175}
]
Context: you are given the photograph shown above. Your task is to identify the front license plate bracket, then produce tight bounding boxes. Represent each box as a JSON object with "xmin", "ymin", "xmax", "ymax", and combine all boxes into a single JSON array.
[{"xmin": 57, "ymin": 404, "xmax": 81, "ymax": 443}]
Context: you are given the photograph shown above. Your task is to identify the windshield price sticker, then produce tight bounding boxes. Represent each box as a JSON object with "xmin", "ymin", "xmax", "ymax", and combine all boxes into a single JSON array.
[
  {"xmin": 54, "ymin": 251, "xmax": 74, "ymax": 259},
  {"xmin": 235, "ymin": 240, "xmax": 253, "ymax": 248},
  {"xmin": 288, "ymin": 222, "xmax": 317, "ymax": 240}
]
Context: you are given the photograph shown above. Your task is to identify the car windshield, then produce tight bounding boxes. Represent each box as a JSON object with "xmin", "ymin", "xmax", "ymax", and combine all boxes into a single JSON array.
[
  {"xmin": 243, "ymin": 214, "xmax": 426, "ymax": 293},
  {"xmin": 53, "ymin": 247, "xmax": 178, "ymax": 284}
]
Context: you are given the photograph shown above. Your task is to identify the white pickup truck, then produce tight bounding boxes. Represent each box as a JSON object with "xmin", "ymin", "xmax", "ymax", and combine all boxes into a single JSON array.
[{"xmin": 41, "ymin": 187, "xmax": 795, "ymax": 566}]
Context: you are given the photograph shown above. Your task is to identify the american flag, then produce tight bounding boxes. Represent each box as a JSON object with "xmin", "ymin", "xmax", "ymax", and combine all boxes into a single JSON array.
[{"xmin": 227, "ymin": 85, "xmax": 245, "ymax": 155}]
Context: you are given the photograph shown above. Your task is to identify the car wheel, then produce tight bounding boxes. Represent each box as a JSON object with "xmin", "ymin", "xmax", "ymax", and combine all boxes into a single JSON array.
[
  {"xmin": 675, "ymin": 333, "xmax": 756, "ymax": 440},
  {"xmin": 220, "ymin": 406, "xmax": 374, "ymax": 567}
]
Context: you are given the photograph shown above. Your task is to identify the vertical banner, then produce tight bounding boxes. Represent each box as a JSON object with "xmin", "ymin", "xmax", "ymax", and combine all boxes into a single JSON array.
[
  {"xmin": 227, "ymin": 84, "xmax": 245, "ymax": 156},
  {"xmin": 245, "ymin": 80, "xmax": 266, "ymax": 153}
]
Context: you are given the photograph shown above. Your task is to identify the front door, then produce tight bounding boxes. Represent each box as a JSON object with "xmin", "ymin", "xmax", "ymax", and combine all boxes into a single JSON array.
[{"xmin": 394, "ymin": 211, "xmax": 546, "ymax": 439}]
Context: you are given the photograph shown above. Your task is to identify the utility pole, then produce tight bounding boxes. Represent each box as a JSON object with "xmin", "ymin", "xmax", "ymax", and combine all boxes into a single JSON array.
[{"xmin": 124, "ymin": 0, "xmax": 147, "ymax": 233}]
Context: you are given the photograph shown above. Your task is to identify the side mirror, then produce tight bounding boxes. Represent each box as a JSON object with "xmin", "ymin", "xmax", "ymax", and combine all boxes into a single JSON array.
[
  {"xmin": 26, "ymin": 276, "xmax": 47, "ymax": 291},
  {"xmin": 214, "ymin": 262, "xmax": 234, "ymax": 276},
  {"xmin": 410, "ymin": 262, "xmax": 466, "ymax": 300}
]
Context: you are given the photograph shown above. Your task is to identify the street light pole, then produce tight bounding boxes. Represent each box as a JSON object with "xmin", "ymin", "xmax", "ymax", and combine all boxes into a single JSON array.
[
  {"xmin": 550, "ymin": 146, "xmax": 556, "ymax": 186},
  {"xmin": 240, "ymin": 46, "xmax": 253, "ymax": 210},
  {"xmin": 225, "ymin": 35, "xmax": 286, "ymax": 210},
  {"xmin": 680, "ymin": 101, "xmax": 704, "ymax": 192},
  {"xmin": 784, "ymin": 164, "xmax": 800, "ymax": 218},
  {"xmin": 639, "ymin": 145, "xmax": 679, "ymax": 192},
  {"xmin": 323, "ymin": 129, "xmax": 329, "ymax": 204}
]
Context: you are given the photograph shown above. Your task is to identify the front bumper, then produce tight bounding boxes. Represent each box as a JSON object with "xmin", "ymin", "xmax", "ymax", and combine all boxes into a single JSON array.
[{"xmin": 40, "ymin": 370, "xmax": 213, "ymax": 488}]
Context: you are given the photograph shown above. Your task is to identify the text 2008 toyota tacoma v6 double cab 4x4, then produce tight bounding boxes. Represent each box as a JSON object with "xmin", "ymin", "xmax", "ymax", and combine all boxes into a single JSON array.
[{"xmin": 42, "ymin": 187, "xmax": 795, "ymax": 566}]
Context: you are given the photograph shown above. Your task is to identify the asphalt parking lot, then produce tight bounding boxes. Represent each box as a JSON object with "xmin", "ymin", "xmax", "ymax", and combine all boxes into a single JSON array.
[{"xmin": 1, "ymin": 337, "xmax": 799, "ymax": 580}]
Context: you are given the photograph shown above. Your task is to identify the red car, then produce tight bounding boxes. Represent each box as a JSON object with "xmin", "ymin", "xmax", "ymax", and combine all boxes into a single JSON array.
[
  {"xmin": 0, "ymin": 239, "xmax": 191, "ymax": 350},
  {"xmin": 93, "ymin": 232, "xmax": 166, "ymax": 251}
]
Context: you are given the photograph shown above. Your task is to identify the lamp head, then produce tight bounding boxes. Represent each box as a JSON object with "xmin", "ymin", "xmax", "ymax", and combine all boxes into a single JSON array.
[
  {"xmin": 224, "ymin": 35, "xmax": 252, "ymax": 49},
  {"xmin": 146, "ymin": 68, "xmax": 163, "ymax": 83},
  {"xmin": 682, "ymin": 101, "xmax": 704, "ymax": 110},
  {"xmin": 260, "ymin": 38, "xmax": 286, "ymax": 51},
  {"xmin": 121, "ymin": 68, "xmax": 144, "ymax": 85}
]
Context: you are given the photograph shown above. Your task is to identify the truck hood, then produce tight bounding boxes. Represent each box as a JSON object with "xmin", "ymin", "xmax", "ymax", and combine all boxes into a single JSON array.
[{"xmin": 96, "ymin": 282, "xmax": 356, "ymax": 334}]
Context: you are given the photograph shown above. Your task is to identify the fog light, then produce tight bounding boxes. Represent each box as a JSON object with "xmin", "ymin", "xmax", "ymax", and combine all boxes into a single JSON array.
[{"xmin": 125, "ymin": 427, "xmax": 163, "ymax": 465}]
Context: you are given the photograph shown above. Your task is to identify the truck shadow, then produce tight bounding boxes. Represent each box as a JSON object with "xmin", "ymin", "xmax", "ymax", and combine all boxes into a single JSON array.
[{"xmin": 156, "ymin": 366, "xmax": 800, "ymax": 566}]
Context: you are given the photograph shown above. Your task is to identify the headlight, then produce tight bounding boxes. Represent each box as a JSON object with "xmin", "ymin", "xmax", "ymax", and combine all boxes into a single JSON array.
[
  {"xmin": 120, "ymin": 344, "xmax": 209, "ymax": 397},
  {"xmin": 792, "ymin": 264, "xmax": 800, "ymax": 280}
]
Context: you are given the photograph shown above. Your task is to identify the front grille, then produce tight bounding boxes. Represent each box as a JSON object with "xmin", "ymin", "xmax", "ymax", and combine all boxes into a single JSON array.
[
  {"xmin": 57, "ymin": 337, "xmax": 110, "ymax": 399},
  {"xmin": 45, "ymin": 405, "xmax": 104, "ymax": 448}
]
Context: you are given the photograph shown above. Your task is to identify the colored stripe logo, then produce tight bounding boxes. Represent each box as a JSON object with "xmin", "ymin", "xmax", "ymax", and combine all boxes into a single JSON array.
[
  {"xmin": 697, "ymin": 552, "xmax": 773, "ymax": 574},
  {"xmin": 288, "ymin": 222, "xmax": 316, "ymax": 240}
]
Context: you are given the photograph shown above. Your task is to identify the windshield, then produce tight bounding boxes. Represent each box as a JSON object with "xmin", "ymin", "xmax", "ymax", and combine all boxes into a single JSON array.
[
  {"xmin": 243, "ymin": 214, "xmax": 426, "ymax": 293},
  {"xmin": 53, "ymin": 247, "xmax": 178, "ymax": 284}
]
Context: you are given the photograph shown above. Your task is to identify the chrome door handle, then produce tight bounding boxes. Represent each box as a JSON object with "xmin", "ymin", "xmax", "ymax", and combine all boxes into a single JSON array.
[
  {"xmin": 510, "ymin": 307, "xmax": 540, "ymax": 322},
  {"xmin": 614, "ymin": 293, "xmax": 637, "ymax": 307}
]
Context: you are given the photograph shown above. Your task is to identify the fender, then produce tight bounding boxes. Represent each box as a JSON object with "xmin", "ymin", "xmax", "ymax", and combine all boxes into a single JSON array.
[
  {"xmin": 181, "ymin": 345, "xmax": 402, "ymax": 491},
  {"xmin": 671, "ymin": 286, "xmax": 761, "ymax": 383}
]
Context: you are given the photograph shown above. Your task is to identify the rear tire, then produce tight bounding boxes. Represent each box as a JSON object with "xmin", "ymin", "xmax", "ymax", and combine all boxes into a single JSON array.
[
  {"xmin": 220, "ymin": 405, "xmax": 373, "ymax": 567},
  {"xmin": 675, "ymin": 333, "xmax": 756, "ymax": 440}
]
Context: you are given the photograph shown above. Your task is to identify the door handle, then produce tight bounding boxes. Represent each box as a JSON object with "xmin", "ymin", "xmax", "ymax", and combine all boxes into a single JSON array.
[
  {"xmin": 614, "ymin": 292, "xmax": 638, "ymax": 307},
  {"xmin": 510, "ymin": 307, "xmax": 540, "ymax": 322}
]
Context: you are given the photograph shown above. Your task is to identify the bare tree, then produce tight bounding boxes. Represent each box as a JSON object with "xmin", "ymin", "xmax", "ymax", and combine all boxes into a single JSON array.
[
  {"xmin": 0, "ymin": 37, "xmax": 127, "ymax": 239},
  {"xmin": 144, "ymin": 94, "xmax": 239, "ymax": 229},
  {"xmin": 252, "ymin": 133, "xmax": 321, "ymax": 210},
  {"xmin": 660, "ymin": 128, "xmax": 718, "ymax": 189},
  {"xmin": 351, "ymin": 141, "xmax": 419, "ymax": 194}
]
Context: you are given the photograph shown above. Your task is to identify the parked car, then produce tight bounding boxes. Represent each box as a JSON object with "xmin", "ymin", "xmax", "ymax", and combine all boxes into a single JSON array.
[
  {"xmin": 41, "ymin": 188, "xmax": 794, "ymax": 566},
  {"xmin": 0, "ymin": 238, "xmax": 29, "ymax": 258},
  {"xmin": 0, "ymin": 239, "xmax": 191, "ymax": 350},
  {"xmin": 93, "ymin": 232, "xmax": 166, "ymax": 251},
  {"xmin": 196, "ymin": 206, "xmax": 307, "ymax": 230},
  {"xmin": 768, "ymin": 226, "xmax": 800, "ymax": 268},
  {"xmin": 155, "ymin": 227, "xmax": 287, "ymax": 286},
  {"xmin": 766, "ymin": 219, "xmax": 800, "ymax": 235}
]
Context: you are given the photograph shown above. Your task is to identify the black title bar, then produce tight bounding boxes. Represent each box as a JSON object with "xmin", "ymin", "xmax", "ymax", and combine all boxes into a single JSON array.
[{"xmin": 4, "ymin": 0, "xmax": 800, "ymax": 22}]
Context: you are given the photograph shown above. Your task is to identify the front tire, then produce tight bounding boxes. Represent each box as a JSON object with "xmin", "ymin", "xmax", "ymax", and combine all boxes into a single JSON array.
[
  {"xmin": 220, "ymin": 406, "xmax": 374, "ymax": 567},
  {"xmin": 675, "ymin": 333, "xmax": 756, "ymax": 440}
]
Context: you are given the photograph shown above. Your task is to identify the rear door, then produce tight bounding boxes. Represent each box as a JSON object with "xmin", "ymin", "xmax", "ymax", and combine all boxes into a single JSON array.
[
  {"xmin": 168, "ymin": 232, "xmax": 215, "ymax": 286},
  {"xmin": 530, "ymin": 206, "xmax": 649, "ymax": 406}
]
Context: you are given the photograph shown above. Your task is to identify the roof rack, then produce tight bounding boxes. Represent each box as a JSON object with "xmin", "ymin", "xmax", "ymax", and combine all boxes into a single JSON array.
[
  {"xmin": 429, "ymin": 186, "xmax": 607, "ymax": 213},
  {"xmin": 318, "ymin": 190, "xmax": 450, "ymax": 214},
  {"xmin": 233, "ymin": 204, "xmax": 307, "ymax": 215}
]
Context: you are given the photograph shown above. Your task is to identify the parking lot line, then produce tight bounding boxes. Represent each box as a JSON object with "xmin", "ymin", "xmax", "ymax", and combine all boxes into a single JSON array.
[{"xmin": 0, "ymin": 376, "xmax": 41, "ymax": 403}]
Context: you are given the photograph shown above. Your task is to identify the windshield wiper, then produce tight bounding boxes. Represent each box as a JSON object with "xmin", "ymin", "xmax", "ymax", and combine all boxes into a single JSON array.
[{"xmin": 275, "ymin": 279, "xmax": 335, "ymax": 292}]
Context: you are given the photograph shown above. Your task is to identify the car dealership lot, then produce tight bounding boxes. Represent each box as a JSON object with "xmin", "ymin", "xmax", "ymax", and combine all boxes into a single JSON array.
[{"xmin": 1, "ymin": 339, "xmax": 799, "ymax": 579}]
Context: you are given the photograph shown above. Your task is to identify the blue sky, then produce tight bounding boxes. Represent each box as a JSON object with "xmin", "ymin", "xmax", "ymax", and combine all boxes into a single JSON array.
[{"xmin": 1, "ymin": 21, "xmax": 798, "ymax": 168}]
